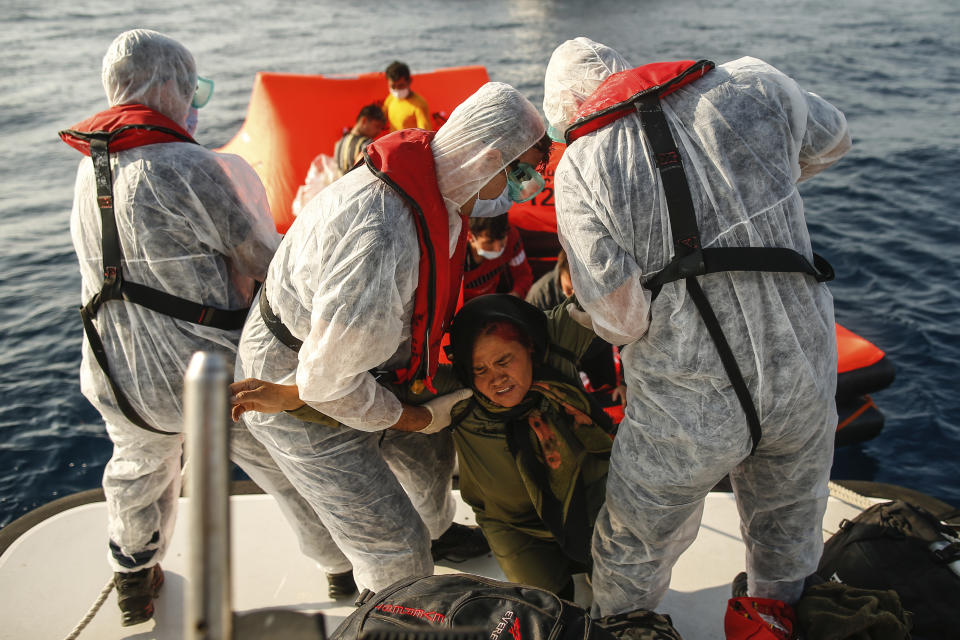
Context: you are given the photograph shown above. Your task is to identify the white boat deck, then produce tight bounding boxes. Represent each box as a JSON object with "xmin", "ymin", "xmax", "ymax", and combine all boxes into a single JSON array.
[{"xmin": 0, "ymin": 490, "xmax": 870, "ymax": 640}]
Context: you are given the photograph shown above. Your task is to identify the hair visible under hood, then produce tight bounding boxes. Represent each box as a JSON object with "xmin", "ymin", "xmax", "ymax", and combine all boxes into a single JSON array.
[
  {"xmin": 447, "ymin": 294, "xmax": 548, "ymax": 387},
  {"xmin": 101, "ymin": 29, "xmax": 197, "ymax": 127},
  {"xmin": 542, "ymin": 37, "xmax": 630, "ymax": 137},
  {"xmin": 432, "ymin": 82, "xmax": 545, "ymax": 210}
]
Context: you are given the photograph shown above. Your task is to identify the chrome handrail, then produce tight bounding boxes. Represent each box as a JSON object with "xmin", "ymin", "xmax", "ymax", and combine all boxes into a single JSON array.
[{"xmin": 183, "ymin": 352, "xmax": 232, "ymax": 640}]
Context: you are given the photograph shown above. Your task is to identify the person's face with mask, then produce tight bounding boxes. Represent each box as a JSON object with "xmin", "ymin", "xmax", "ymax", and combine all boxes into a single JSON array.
[
  {"xmin": 458, "ymin": 135, "xmax": 549, "ymax": 217},
  {"xmin": 459, "ymin": 167, "xmax": 508, "ymax": 217},
  {"xmin": 468, "ymin": 230, "xmax": 507, "ymax": 261},
  {"xmin": 388, "ymin": 76, "xmax": 411, "ymax": 99}
]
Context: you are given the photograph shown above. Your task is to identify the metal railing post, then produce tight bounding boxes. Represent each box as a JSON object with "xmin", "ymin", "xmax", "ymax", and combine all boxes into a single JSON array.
[{"xmin": 184, "ymin": 351, "xmax": 233, "ymax": 640}]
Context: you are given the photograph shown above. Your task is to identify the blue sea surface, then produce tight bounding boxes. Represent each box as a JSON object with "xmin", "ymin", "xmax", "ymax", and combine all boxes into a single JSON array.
[{"xmin": 1, "ymin": 0, "xmax": 958, "ymax": 528}]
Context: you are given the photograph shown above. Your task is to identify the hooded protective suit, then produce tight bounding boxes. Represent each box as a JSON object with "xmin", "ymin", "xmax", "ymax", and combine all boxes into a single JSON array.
[
  {"xmin": 236, "ymin": 82, "xmax": 545, "ymax": 591},
  {"xmin": 67, "ymin": 29, "xmax": 345, "ymax": 575},
  {"xmin": 544, "ymin": 38, "xmax": 850, "ymax": 613}
]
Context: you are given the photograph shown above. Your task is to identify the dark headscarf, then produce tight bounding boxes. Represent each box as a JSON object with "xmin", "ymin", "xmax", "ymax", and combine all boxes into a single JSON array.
[
  {"xmin": 447, "ymin": 294, "xmax": 549, "ymax": 387},
  {"xmin": 446, "ymin": 294, "xmax": 614, "ymax": 565}
]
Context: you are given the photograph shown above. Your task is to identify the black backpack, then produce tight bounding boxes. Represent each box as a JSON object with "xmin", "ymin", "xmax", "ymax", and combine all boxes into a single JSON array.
[
  {"xmin": 817, "ymin": 499, "xmax": 960, "ymax": 639},
  {"xmin": 329, "ymin": 573, "xmax": 683, "ymax": 640}
]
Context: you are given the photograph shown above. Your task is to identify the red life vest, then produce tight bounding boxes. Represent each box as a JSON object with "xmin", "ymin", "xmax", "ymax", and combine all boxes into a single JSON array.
[
  {"xmin": 363, "ymin": 129, "xmax": 468, "ymax": 392},
  {"xmin": 566, "ymin": 60, "xmax": 714, "ymax": 143},
  {"xmin": 59, "ymin": 103, "xmax": 195, "ymax": 154}
]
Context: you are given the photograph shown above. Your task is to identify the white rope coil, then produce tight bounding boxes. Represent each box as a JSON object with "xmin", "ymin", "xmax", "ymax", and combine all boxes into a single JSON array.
[{"xmin": 828, "ymin": 480, "xmax": 880, "ymax": 509}]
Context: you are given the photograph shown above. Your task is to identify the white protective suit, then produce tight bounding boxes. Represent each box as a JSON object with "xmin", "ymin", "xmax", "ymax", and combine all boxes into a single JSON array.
[
  {"xmin": 71, "ymin": 29, "xmax": 347, "ymax": 575},
  {"xmin": 544, "ymin": 38, "xmax": 850, "ymax": 612},
  {"xmin": 236, "ymin": 82, "xmax": 545, "ymax": 591}
]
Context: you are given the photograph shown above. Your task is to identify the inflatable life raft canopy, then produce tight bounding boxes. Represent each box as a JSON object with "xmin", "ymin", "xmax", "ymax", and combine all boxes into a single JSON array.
[{"xmin": 219, "ymin": 66, "xmax": 491, "ymax": 233}]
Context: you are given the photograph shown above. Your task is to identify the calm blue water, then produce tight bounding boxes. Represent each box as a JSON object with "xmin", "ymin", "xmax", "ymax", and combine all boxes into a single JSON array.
[{"xmin": 1, "ymin": 0, "xmax": 958, "ymax": 528}]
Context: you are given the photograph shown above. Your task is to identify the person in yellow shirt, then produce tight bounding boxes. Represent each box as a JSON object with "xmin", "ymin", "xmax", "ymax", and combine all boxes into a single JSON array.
[{"xmin": 383, "ymin": 60, "xmax": 432, "ymax": 131}]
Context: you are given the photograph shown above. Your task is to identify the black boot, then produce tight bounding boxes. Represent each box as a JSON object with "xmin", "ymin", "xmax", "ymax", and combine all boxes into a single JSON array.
[
  {"xmin": 115, "ymin": 564, "xmax": 164, "ymax": 627},
  {"xmin": 327, "ymin": 569, "xmax": 357, "ymax": 599},
  {"xmin": 431, "ymin": 522, "xmax": 490, "ymax": 562}
]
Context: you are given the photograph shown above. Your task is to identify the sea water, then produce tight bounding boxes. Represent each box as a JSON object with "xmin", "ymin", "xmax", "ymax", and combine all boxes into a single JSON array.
[{"xmin": 1, "ymin": 0, "xmax": 958, "ymax": 528}]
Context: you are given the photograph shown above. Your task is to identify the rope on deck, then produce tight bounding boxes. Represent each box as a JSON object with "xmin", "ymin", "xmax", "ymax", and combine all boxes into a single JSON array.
[
  {"xmin": 828, "ymin": 480, "xmax": 878, "ymax": 509},
  {"xmin": 63, "ymin": 577, "xmax": 114, "ymax": 640}
]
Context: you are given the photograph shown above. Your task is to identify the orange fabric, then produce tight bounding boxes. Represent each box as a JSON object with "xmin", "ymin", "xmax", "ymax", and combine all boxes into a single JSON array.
[
  {"xmin": 218, "ymin": 66, "xmax": 489, "ymax": 233},
  {"xmin": 725, "ymin": 597, "xmax": 797, "ymax": 640},
  {"xmin": 837, "ymin": 395, "xmax": 877, "ymax": 430},
  {"xmin": 836, "ymin": 323, "xmax": 885, "ymax": 373},
  {"xmin": 60, "ymin": 104, "xmax": 194, "ymax": 155},
  {"xmin": 363, "ymin": 129, "xmax": 467, "ymax": 391}
]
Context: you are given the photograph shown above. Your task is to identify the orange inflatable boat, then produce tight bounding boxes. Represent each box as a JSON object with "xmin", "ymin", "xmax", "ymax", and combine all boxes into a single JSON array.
[
  {"xmin": 219, "ymin": 66, "xmax": 490, "ymax": 233},
  {"xmin": 220, "ymin": 66, "xmax": 894, "ymax": 445}
]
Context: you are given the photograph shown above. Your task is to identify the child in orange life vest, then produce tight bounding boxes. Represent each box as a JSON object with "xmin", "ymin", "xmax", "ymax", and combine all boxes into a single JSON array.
[{"xmin": 463, "ymin": 213, "xmax": 533, "ymax": 303}]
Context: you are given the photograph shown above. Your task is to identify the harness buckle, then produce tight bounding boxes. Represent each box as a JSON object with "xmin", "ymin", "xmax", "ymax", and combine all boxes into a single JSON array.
[
  {"xmin": 104, "ymin": 266, "xmax": 118, "ymax": 283},
  {"xmin": 676, "ymin": 250, "xmax": 706, "ymax": 279},
  {"xmin": 97, "ymin": 195, "xmax": 113, "ymax": 210}
]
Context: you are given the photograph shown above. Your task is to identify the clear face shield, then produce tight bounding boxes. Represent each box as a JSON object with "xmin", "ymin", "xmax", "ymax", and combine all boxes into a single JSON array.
[{"xmin": 506, "ymin": 163, "xmax": 546, "ymax": 203}]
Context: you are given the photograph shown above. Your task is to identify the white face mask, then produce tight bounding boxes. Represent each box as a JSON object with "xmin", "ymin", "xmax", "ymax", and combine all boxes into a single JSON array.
[
  {"xmin": 470, "ymin": 184, "xmax": 512, "ymax": 218},
  {"xmin": 389, "ymin": 87, "xmax": 411, "ymax": 100},
  {"xmin": 476, "ymin": 245, "xmax": 506, "ymax": 260}
]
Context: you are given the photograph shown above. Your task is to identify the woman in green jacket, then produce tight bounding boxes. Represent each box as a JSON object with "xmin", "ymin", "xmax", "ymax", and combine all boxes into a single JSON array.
[
  {"xmin": 439, "ymin": 294, "xmax": 615, "ymax": 599},
  {"xmin": 231, "ymin": 294, "xmax": 616, "ymax": 599}
]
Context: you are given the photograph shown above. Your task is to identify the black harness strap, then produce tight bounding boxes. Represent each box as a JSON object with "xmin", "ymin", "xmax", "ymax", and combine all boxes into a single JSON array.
[
  {"xmin": 258, "ymin": 284, "xmax": 399, "ymax": 389},
  {"xmin": 632, "ymin": 95, "xmax": 834, "ymax": 454},
  {"xmin": 76, "ymin": 127, "xmax": 253, "ymax": 435},
  {"xmin": 684, "ymin": 277, "xmax": 763, "ymax": 453},
  {"xmin": 258, "ymin": 285, "xmax": 303, "ymax": 352}
]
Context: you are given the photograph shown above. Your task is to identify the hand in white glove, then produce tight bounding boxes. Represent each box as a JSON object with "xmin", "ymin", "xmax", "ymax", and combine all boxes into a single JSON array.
[{"xmin": 419, "ymin": 388, "xmax": 474, "ymax": 434}]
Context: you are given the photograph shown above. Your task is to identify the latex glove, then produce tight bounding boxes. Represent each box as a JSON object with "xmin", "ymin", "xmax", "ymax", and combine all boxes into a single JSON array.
[{"xmin": 420, "ymin": 389, "xmax": 473, "ymax": 434}]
